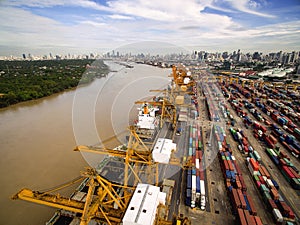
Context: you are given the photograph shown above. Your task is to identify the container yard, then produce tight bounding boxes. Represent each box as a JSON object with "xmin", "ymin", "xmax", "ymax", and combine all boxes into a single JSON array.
[{"xmin": 12, "ymin": 63, "xmax": 300, "ymax": 225}]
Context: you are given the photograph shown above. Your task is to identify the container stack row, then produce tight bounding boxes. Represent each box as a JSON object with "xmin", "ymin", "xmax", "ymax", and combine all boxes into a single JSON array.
[
  {"xmin": 185, "ymin": 124, "xmax": 206, "ymax": 210},
  {"xmin": 246, "ymin": 153, "xmax": 296, "ymax": 224},
  {"xmin": 213, "ymin": 125, "xmax": 264, "ymax": 225},
  {"xmin": 201, "ymin": 82, "xmax": 226, "ymax": 122},
  {"xmin": 265, "ymin": 148, "xmax": 300, "ymax": 189},
  {"xmin": 235, "ymin": 114, "xmax": 300, "ymax": 190},
  {"xmin": 228, "ymin": 81, "xmax": 300, "ymax": 159},
  {"xmin": 229, "ymin": 127, "xmax": 297, "ymax": 224}
]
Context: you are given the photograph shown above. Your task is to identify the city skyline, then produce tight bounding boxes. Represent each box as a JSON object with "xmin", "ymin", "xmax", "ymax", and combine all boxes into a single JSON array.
[{"xmin": 0, "ymin": 0, "xmax": 300, "ymax": 56}]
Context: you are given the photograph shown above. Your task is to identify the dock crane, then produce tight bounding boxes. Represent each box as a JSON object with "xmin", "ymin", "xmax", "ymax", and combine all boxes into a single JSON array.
[
  {"xmin": 12, "ymin": 168, "xmax": 133, "ymax": 225},
  {"xmin": 12, "ymin": 126, "xmax": 181, "ymax": 225},
  {"xmin": 171, "ymin": 65, "xmax": 195, "ymax": 90},
  {"xmin": 135, "ymin": 98, "xmax": 177, "ymax": 129}
]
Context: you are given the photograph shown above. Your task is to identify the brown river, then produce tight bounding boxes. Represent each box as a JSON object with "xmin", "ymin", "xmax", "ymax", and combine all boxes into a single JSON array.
[{"xmin": 0, "ymin": 61, "xmax": 170, "ymax": 225}]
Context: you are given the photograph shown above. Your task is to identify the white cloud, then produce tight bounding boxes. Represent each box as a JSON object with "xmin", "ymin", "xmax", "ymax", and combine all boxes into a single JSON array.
[
  {"xmin": 0, "ymin": 0, "xmax": 299, "ymax": 55},
  {"xmin": 225, "ymin": 0, "xmax": 275, "ymax": 18},
  {"xmin": 108, "ymin": 14, "xmax": 134, "ymax": 20}
]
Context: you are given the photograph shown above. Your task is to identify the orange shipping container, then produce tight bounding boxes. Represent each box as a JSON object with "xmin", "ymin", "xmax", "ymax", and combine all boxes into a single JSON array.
[
  {"xmin": 270, "ymin": 186, "xmax": 279, "ymax": 200},
  {"xmin": 238, "ymin": 208, "xmax": 247, "ymax": 225},
  {"xmin": 254, "ymin": 216, "xmax": 263, "ymax": 225},
  {"xmin": 250, "ymin": 158, "xmax": 259, "ymax": 171},
  {"xmin": 261, "ymin": 165, "xmax": 270, "ymax": 179},
  {"xmin": 243, "ymin": 210, "xmax": 256, "ymax": 225}
]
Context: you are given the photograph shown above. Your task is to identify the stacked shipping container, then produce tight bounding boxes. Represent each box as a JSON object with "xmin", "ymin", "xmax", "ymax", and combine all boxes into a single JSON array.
[{"xmin": 214, "ymin": 125, "xmax": 264, "ymax": 225}]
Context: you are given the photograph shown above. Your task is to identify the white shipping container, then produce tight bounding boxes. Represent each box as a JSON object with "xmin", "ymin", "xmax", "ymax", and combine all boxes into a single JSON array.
[
  {"xmin": 200, "ymin": 180, "xmax": 205, "ymax": 196},
  {"xmin": 269, "ymin": 149, "xmax": 277, "ymax": 157},
  {"xmin": 192, "ymin": 175, "xmax": 197, "ymax": 192},
  {"xmin": 237, "ymin": 132, "xmax": 243, "ymax": 140},
  {"xmin": 266, "ymin": 179, "xmax": 274, "ymax": 188},
  {"xmin": 272, "ymin": 208, "xmax": 283, "ymax": 222},
  {"xmin": 196, "ymin": 159, "xmax": 200, "ymax": 169}
]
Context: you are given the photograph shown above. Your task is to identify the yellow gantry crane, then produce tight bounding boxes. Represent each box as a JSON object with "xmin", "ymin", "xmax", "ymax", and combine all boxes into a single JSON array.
[
  {"xmin": 75, "ymin": 126, "xmax": 160, "ymax": 186},
  {"xmin": 12, "ymin": 126, "xmax": 181, "ymax": 225},
  {"xmin": 12, "ymin": 168, "xmax": 133, "ymax": 225},
  {"xmin": 171, "ymin": 65, "xmax": 195, "ymax": 89},
  {"xmin": 135, "ymin": 98, "xmax": 177, "ymax": 129}
]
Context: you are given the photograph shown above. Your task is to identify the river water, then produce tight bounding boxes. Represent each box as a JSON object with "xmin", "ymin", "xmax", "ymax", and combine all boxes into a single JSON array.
[{"xmin": 0, "ymin": 61, "xmax": 171, "ymax": 225}]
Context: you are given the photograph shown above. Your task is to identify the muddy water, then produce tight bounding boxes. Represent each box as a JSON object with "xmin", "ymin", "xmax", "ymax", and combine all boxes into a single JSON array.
[{"xmin": 0, "ymin": 61, "xmax": 170, "ymax": 225}]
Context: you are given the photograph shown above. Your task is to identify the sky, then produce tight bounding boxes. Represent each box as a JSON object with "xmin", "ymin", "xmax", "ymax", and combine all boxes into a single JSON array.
[{"xmin": 0, "ymin": 0, "xmax": 299, "ymax": 56}]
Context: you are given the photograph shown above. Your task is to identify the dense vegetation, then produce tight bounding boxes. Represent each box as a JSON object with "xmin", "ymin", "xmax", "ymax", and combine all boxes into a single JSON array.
[{"xmin": 0, "ymin": 59, "xmax": 109, "ymax": 108}]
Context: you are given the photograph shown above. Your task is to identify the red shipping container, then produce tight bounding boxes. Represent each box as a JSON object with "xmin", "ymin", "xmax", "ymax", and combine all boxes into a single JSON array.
[
  {"xmin": 260, "ymin": 125, "xmax": 267, "ymax": 133},
  {"xmin": 223, "ymin": 159, "xmax": 229, "ymax": 171},
  {"xmin": 282, "ymin": 166, "xmax": 295, "ymax": 179},
  {"xmin": 256, "ymin": 180, "xmax": 261, "ymax": 188},
  {"xmin": 289, "ymin": 167, "xmax": 300, "ymax": 179},
  {"xmin": 237, "ymin": 189, "xmax": 247, "ymax": 209},
  {"xmin": 279, "ymin": 158, "xmax": 287, "ymax": 166},
  {"xmin": 232, "ymin": 189, "xmax": 241, "ymax": 208},
  {"xmin": 259, "ymin": 176, "xmax": 265, "ymax": 184},
  {"xmin": 227, "ymin": 160, "xmax": 234, "ymax": 171},
  {"xmin": 244, "ymin": 145, "xmax": 249, "ymax": 153},
  {"xmin": 286, "ymin": 205, "xmax": 295, "ymax": 220},
  {"xmin": 279, "ymin": 201, "xmax": 290, "ymax": 214},
  {"xmin": 279, "ymin": 151, "xmax": 288, "ymax": 159},
  {"xmin": 265, "ymin": 120, "xmax": 271, "ymax": 126},
  {"xmin": 233, "ymin": 161, "xmax": 242, "ymax": 175},
  {"xmin": 192, "ymin": 155, "xmax": 196, "ymax": 164},
  {"xmin": 269, "ymin": 134, "xmax": 277, "ymax": 144},
  {"xmin": 239, "ymin": 175, "xmax": 247, "ymax": 192},
  {"xmin": 200, "ymin": 170, "xmax": 205, "ymax": 180},
  {"xmin": 199, "ymin": 151, "xmax": 203, "ymax": 160},
  {"xmin": 196, "ymin": 150, "xmax": 200, "ymax": 159},
  {"xmin": 246, "ymin": 195, "xmax": 257, "ymax": 216},
  {"xmin": 268, "ymin": 199, "xmax": 278, "ymax": 209}
]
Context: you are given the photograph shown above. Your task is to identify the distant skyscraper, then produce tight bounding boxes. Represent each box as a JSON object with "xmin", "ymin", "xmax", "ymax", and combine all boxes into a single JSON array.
[{"xmin": 22, "ymin": 54, "xmax": 26, "ymax": 59}]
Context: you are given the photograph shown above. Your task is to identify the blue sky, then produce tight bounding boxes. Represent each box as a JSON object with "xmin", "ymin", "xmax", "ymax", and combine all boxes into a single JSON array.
[{"xmin": 0, "ymin": 0, "xmax": 299, "ymax": 56}]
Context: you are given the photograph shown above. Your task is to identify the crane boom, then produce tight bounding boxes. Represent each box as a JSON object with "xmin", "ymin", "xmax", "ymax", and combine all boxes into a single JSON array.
[{"xmin": 12, "ymin": 188, "xmax": 85, "ymax": 213}]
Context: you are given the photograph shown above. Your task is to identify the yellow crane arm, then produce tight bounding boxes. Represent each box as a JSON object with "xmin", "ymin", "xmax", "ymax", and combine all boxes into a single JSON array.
[
  {"xmin": 12, "ymin": 188, "xmax": 85, "ymax": 213},
  {"xmin": 74, "ymin": 145, "xmax": 152, "ymax": 164}
]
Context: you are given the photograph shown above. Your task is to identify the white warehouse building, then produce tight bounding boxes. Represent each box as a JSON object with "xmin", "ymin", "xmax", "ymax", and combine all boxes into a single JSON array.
[
  {"xmin": 122, "ymin": 183, "xmax": 166, "ymax": 225},
  {"xmin": 152, "ymin": 138, "xmax": 176, "ymax": 164}
]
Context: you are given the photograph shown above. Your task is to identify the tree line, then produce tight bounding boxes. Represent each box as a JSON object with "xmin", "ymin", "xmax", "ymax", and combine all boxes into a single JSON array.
[{"xmin": 0, "ymin": 59, "xmax": 109, "ymax": 108}]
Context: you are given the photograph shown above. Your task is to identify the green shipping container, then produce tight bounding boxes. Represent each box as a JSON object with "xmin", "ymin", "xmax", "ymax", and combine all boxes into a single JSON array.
[
  {"xmin": 253, "ymin": 175, "xmax": 259, "ymax": 181},
  {"xmin": 260, "ymin": 184, "xmax": 269, "ymax": 193},
  {"xmin": 263, "ymin": 191, "xmax": 272, "ymax": 202}
]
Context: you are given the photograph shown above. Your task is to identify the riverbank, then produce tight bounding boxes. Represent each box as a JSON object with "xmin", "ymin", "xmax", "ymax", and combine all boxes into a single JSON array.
[{"xmin": 0, "ymin": 59, "xmax": 109, "ymax": 108}]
